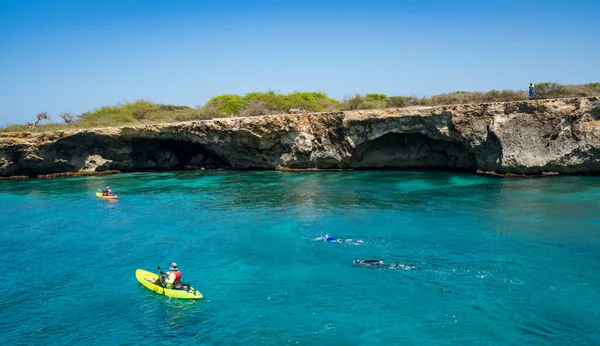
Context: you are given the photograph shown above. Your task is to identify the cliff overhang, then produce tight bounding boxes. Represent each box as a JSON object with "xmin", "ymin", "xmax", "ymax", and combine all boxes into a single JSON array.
[{"xmin": 2, "ymin": 97, "xmax": 600, "ymax": 178}]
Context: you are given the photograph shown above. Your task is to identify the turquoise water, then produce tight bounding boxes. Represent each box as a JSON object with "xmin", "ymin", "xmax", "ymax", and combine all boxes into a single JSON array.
[{"xmin": 1, "ymin": 171, "xmax": 600, "ymax": 345}]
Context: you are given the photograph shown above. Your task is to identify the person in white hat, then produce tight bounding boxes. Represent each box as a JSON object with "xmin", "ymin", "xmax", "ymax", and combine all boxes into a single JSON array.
[{"xmin": 155, "ymin": 262, "xmax": 182, "ymax": 289}]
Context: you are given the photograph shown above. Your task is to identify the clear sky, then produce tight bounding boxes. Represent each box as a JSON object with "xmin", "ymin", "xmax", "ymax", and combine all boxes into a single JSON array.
[{"xmin": 0, "ymin": 0, "xmax": 599, "ymax": 125}]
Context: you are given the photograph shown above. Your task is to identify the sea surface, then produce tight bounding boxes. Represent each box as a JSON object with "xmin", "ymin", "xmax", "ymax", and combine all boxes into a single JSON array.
[{"xmin": 1, "ymin": 171, "xmax": 600, "ymax": 345}]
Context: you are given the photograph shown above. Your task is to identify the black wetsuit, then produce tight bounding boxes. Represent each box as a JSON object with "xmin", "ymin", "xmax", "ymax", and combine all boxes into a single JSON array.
[{"xmin": 354, "ymin": 259, "xmax": 385, "ymax": 267}]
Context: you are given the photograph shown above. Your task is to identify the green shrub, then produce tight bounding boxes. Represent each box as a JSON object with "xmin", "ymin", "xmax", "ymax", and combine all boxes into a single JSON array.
[
  {"xmin": 385, "ymin": 96, "xmax": 408, "ymax": 108},
  {"xmin": 0, "ymin": 124, "xmax": 29, "ymax": 132},
  {"xmin": 123, "ymin": 101, "xmax": 156, "ymax": 120},
  {"xmin": 238, "ymin": 100, "xmax": 268, "ymax": 117},
  {"xmin": 558, "ymin": 83, "xmax": 600, "ymax": 97},
  {"xmin": 1, "ymin": 83, "xmax": 599, "ymax": 132},
  {"xmin": 0, "ymin": 123, "xmax": 76, "ymax": 133},
  {"xmin": 238, "ymin": 91, "xmax": 340, "ymax": 114},
  {"xmin": 535, "ymin": 82, "xmax": 568, "ymax": 99},
  {"xmin": 206, "ymin": 94, "xmax": 246, "ymax": 116},
  {"xmin": 366, "ymin": 93, "xmax": 387, "ymax": 101},
  {"xmin": 426, "ymin": 89, "xmax": 528, "ymax": 105},
  {"xmin": 341, "ymin": 95, "xmax": 365, "ymax": 110},
  {"xmin": 74, "ymin": 100, "xmax": 195, "ymax": 126}
]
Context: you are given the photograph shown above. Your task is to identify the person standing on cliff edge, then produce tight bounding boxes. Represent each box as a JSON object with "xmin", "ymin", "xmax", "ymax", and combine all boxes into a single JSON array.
[{"xmin": 529, "ymin": 83, "xmax": 535, "ymax": 100}]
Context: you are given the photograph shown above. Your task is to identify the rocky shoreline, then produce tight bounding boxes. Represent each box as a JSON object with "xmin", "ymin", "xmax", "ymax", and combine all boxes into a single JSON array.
[{"xmin": 1, "ymin": 97, "xmax": 599, "ymax": 179}]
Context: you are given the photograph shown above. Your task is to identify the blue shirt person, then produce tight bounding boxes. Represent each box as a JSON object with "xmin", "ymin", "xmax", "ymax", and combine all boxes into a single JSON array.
[{"xmin": 529, "ymin": 83, "xmax": 535, "ymax": 100}]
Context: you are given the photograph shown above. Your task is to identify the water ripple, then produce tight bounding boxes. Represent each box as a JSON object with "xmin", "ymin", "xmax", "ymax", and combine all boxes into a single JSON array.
[{"xmin": 1, "ymin": 171, "xmax": 600, "ymax": 344}]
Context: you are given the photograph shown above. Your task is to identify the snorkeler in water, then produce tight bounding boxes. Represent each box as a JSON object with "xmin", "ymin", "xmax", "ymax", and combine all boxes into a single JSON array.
[
  {"xmin": 313, "ymin": 234, "xmax": 364, "ymax": 244},
  {"xmin": 353, "ymin": 259, "xmax": 415, "ymax": 270},
  {"xmin": 353, "ymin": 259, "xmax": 386, "ymax": 267},
  {"xmin": 388, "ymin": 263, "xmax": 414, "ymax": 270}
]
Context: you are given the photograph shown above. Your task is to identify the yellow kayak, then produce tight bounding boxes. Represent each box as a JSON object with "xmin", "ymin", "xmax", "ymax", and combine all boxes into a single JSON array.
[
  {"xmin": 135, "ymin": 269, "xmax": 203, "ymax": 299},
  {"xmin": 96, "ymin": 192, "xmax": 118, "ymax": 199}
]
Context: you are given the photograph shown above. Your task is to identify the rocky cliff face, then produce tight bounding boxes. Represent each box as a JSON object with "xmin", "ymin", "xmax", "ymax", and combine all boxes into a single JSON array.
[{"xmin": 1, "ymin": 97, "xmax": 600, "ymax": 177}]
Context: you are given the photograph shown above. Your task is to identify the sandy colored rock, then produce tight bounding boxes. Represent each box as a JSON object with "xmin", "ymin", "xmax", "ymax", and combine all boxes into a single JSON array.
[{"xmin": 1, "ymin": 97, "xmax": 600, "ymax": 177}]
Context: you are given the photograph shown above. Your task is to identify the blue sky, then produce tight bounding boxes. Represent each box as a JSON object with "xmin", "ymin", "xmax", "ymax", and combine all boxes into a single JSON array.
[{"xmin": 0, "ymin": 0, "xmax": 599, "ymax": 125}]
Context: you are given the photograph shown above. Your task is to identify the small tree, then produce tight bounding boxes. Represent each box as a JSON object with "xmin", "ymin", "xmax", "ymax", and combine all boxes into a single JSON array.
[
  {"xmin": 239, "ymin": 100, "xmax": 267, "ymax": 117},
  {"xmin": 25, "ymin": 112, "xmax": 52, "ymax": 129},
  {"xmin": 60, "ymin": 112, "xmax": 77, "ymax": 125},
  {"xmin": 342, "ymin": 95, "xmax": 365, "ymax": 110},
  {"xmin": 385, "ymin": 96, "xmax": 408, "ymax": 108},
  {"xmin": 36, "ymin": 112, "xmax": 51, "ymax": 123}
]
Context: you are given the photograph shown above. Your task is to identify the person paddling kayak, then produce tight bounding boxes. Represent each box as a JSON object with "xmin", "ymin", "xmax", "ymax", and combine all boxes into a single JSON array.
[
  {"xmin": 101, "ymin": 186, "xmax": 114, "ymax": 196},
  {"xmin": 153, "ymin": 262, "xmax": 182, "ymax": 289}
]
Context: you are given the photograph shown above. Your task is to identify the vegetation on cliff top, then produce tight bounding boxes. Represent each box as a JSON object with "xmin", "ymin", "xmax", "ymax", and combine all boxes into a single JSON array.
[{"xmin": 1, "ymin": 83, "xmax": 599, "ymax": 133}]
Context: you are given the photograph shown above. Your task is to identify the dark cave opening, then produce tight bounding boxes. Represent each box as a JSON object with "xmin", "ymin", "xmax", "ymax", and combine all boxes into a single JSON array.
[
  {"xmin": 350, "ymin": 132, "xmax": 478, "ymax": 171},
  {"xmin": 130, "ymin": 139, "xmax": 229, "ymax": 170}
]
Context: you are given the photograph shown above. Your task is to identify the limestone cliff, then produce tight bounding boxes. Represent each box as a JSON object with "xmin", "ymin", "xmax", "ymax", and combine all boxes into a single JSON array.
[{"xmin": 1, "ymin": 97, "xmax": 600, "ymax": 177}]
